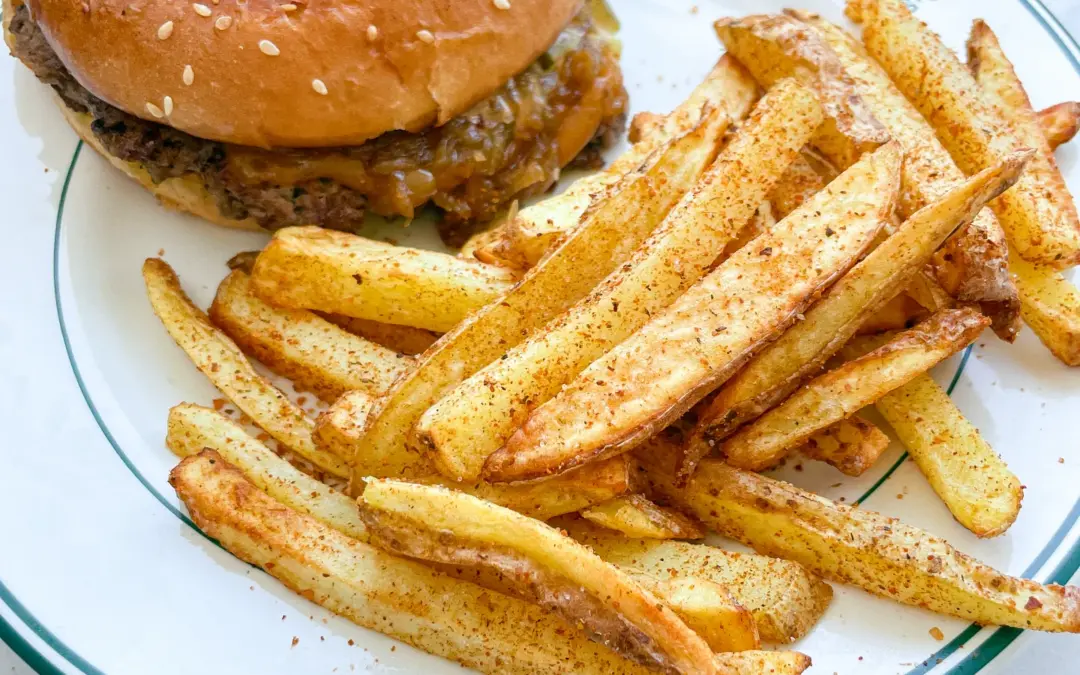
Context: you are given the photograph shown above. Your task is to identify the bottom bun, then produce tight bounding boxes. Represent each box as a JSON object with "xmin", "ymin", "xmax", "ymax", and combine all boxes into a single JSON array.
[{"xmin": 56, "ymin": 101, "xmax": 260, "ymax": 231}]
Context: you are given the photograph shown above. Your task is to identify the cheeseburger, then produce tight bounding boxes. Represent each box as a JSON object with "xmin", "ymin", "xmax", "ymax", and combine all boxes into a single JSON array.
[{"xmin": 3, "ymin": 0, "xmax": 627, "ymax": 243}]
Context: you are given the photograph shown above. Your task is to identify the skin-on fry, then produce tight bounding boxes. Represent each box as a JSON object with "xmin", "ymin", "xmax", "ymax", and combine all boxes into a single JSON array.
[
  {"xmin": 358, "ymin": 479, "xmax": 762, "ymax": 674},
  {"xmin": 486, "ymin": 143, "xmax": 902, "ymax": 483},
  {"xmin": 341, "ymin": 102, "xmax": 731, "ymax": 484},
  {"xmin": 722, "ymin": 308, "xmax": 990, "ymax": 472},
  {"xmin": 417, "ymin": 79, "xmax": 823, "ymax": 482},
  {"xmin": 312, "ymin": 391, "xmax": 637, "ymax": 519},
  {"xmin": 209, "ymin": 270, "xmax": 410, "ymax": 401},
  {"xmin": 170, "ymin": 453, "xmax": 809, "ymax": 675},
  {"xmin": 319, "ymin": 314, "xmax": 440, "ymax": 356},
  {"xmin": 853, "ymin": 0, "xmax": 1080, "ymax": 268},
  {"xmin": 795, "ymin": 415, "xmax": 891, "ymax": 477},
  {"xmin": 250, "ymin": 227, "xmax": 518, "ymax": 332},
  {"xmin": 580, "ymin": 494, "xmax": 706, "ymax": 540},
  {"xmin": 626, "ymin": 574, "xmax": 760, "ymax": 653},
  {"xmin": 1039, "ymin": 101, "xmax": 1080, "ymax": 150},
  {"xmin": 477, "ymin": 55, "xmax": 759, "ymax": 269},
  {"xmin": 688, "ymin": 150, "xmax": 1030, "ymax": 475},
  {"xmin": 789, "ymin": 10, "xmax": 1020, "ymax": 339},
  {"xmin": 557, "ymin": 512, "xmax": 833, "ymax": 644},
  {"xmin": 142, "ymin": 258, "xmax": 349, "ymax": 479},
  {"xmin": 714, "ymin": 14, "xmax": 889, "ymax": 169},
  {"xmin": 642, "ymin": 450, "xmax": 1080, "ymax": 633},
  {"xmin": 1011, "ymin": 253, "xmax": 1080, "ymax": 365},
  {"xmin": 875, "ymin": 373, "xmax": 1024, "ymax": 537},
  {"xmin": 857, "ymin": 292, "xmax": 929, "ymax": 335}
]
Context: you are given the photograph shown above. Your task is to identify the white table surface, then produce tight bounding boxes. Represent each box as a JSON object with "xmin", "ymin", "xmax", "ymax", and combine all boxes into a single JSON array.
[{"xmin": 3, "ymin": 0, "xmax": 1080, "ymax": 672}]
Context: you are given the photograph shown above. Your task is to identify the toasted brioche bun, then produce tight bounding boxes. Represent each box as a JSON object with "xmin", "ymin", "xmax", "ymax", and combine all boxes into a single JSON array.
[{"xmin": 22, "ymin": 0, "xmax": 583, "ymax": 148}]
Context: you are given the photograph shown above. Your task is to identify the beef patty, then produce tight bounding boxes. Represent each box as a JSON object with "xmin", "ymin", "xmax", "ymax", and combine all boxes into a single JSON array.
[{"xmin": 8, "ymin": 3, "xmax": 627, "ymax": 243}]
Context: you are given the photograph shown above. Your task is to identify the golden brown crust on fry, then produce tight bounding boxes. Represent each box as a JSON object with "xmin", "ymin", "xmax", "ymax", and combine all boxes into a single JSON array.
[{"xmin": 1038, "ymin": 102, "xmax": 1080, "ymax": 149}]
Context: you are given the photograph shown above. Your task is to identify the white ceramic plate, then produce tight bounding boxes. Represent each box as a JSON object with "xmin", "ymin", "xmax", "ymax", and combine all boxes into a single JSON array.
[{"xmin": 2, "ymin": 0, "xmax": 1079, "ymax": 673}]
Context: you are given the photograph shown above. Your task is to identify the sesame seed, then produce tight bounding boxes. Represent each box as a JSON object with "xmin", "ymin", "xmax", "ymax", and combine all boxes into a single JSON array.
[
  {"xmin": 493, "ymin": 0, "xmax": 510, "ymax": 9},
  {"xmin": 157, "ymin": 21, "xmax": 174, "ymax": 39},
  {"xmin": 214, "ymin": 15, "xmax": 232, "ymax": 29},
  {"xmin": 146, "ymin": 102, "xmax": 165, "ymax": 118},
  {"xmin": 192, "ymin": 3, "xmax": 211, "ymax": 16},
  {"xmin": 281, "ymin": 3, "xmax": 297, "ymax": 10},
  {"xmin": 259, "ymin": 39, "xmax": 280, "ymax": 55},
  {"xmin": 182, "ymin": 64, "xmax": 194, "ymax": 85},
  {"xmin": 366, "ymin": 24, "xmax": 378, "ymax": 40},
  {"xmin": 416, "ymin": 29, "xmax": 434, "ymax": 43},
  {"xmin": 163, "ymin": 95, "xmax": 174, "ymax": 116},
  {"xmin": 312, "ymin": 79, "xmax": 327, "ymax": 95}
]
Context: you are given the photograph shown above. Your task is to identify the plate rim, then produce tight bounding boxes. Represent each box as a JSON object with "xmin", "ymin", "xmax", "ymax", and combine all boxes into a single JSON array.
[{"xmin": 2, "ymin": 1, "xmax": 1079, "ymax": 672}]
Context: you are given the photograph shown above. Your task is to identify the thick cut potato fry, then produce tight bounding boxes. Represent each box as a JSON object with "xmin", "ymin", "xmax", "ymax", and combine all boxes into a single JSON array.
[
  {"xmin": 358, "ymin": 480, "xmax": 781, "ymax": 674},
  {"xmin": 875, "ymin": 373, "xmax": 1023, "ymax": 537},
  {"xmin": 486, "ymin": 143, "xmax": 901, "ymax": 483},
  {"xmin": 790, "ymin": 10, "xmax": 1020, "ymax": 339},
  {"xmin": 341, "ymin": 105, "xmax": 731, "ymax": 484},
  {"xmin": 250, "ymin": 227, "xmax": 518, "ymax": 332},
  {"xmin": 795, "ymin": 415, "xmax": 891, "ymax": 477},
  {"xmin": 142, "ymin": 258, "xmax": 349, "ymax": 479},
  {"xmin": 209, "ymin": 270, "xmax": 410, "ymax": 401},
  {"xmin": 418, "ymin": 80, "xmax": 823, "ymax": 481},
  {"xmin": 688, "ymin": 150, "xmax": 1029, "ymax": 475},
  {"xmin": 854, "ymin": 0, "xmax": 1080, "ymax": 267},
  {"xmin": 644, "ymin": 452, "xmax": 1080, "ymax": 633},
  {"xmin": 558, "ymin": 513, "xmax": 833, "ymax": 644},
  {"xmin": 171, "ymin": 454, "xmax": 809, "ymax": 675},
  {"xmin": 477, "ymin": 55, "xmax": 759, "ymax": 269},
  {"xmin": 320, "ymin": 313, "xmax": 440, "ymax": 356},
  {"xmin": 1039, "ymin": 101, "xmax": 1080, "ymax": 149},
  {"xmin": 768, "ymin": 153, "xmax": 827, "ymax": 219},
  {"xmin": 1011, "ymin": 253, "xmax": 1080, "ymax": 365},
  {"xmin": 166, "ymin": 403, "xmax": 369, "ymax": 540},
  {"xmin": 580, "ymin": 494, "xmax": 706, "ymax": 540},
  {"xmin": 714, "ymin": 14, "xmax": 889, "ymax": 169},
  {"xmin": 626, "ymin": 574, "xmax": 759, "ymax": 653},
  {"xmin": 722, "ymin": 308, "xmax": 990, "ymax": 471}
]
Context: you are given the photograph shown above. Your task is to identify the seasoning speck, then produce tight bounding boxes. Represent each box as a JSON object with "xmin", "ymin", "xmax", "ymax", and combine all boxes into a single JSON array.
[
  {"xmin": 493, "ymin": 0, "xmax": 510, "ymax": 9},
  {"xmin": 281, "ymin": 2, "xmax": 297, "ymax": 10},
  {"xmin": 183, "ymin": 64, "xmax": 194, "ymax": 85},
  {"xmin": 145, "ymin": 102, "xmax": 165, "ymax": 118},
  {"xmin": 291, "ymin": 636, "xmax": 299, "ymax": 648},
  {"xmin": 259, "ymin": 39, "xmax": 281, "ymax": 56},
  {"xmin": 312, "ymin": 78, "xmax": 328, "ymax": 95},
  {"xmin": 192, "ymin": 3, "xmax": 212, "ymax": 16},
  {"xmin": 157, "ymin": 20, "xmax": 174, "ymax": 40},
  {"xmin": 929, "ymin": 627, "xmax": 944, "ymax": 641},
  {"xmin": 367, "ymin": 24, "xmax": 378, "ymax": 40},
  {"xmin": 215, "ymin": 15, "xmax": 232, "ymax": 30},
  {"xmin": 416, "ymin": 29, "xmax": 434, "ymax": 43},
  {"xmin": 163, "ymin": 95, "xmax": 174, "ymax": 116}
]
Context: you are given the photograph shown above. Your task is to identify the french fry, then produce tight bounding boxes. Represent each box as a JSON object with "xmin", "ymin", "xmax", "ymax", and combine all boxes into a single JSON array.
[
  {"xmin": 790, "ymin": 10, "xmax": 1020, "ymax": 339},
  {"xmin": 250, "ymin": 227, "xmax": 518, "ymax": 332},
  {"xmin": 170, "ymin": 453, "xmax": 809, "ymax": 675},
  {"xmin": 142, "ymin": 258, "xmax": 349, "ymax": 479},
  {"xmin": 340, "ymin": 101, "xmax": 731, "ymax": 484},
  {"xmin": 167, "ymin": 403, "xmax": 369, "ymax": 539},
  {"xmin": 688, "ymin": 150, "xmax": 1030, "ymax": 476},
  {"xmin": 358, "ymin": 479, "xmax": 749, "ymax": 674},
  {"xmin": 321, "ymin": 313, "xmax": 440, "ymax": 356},
  {"xmin": 580, "ymin": 494, "xmax": 706, "ymax": 540},
  {"xmin": 714, "ymin": 14, "xmax": 889, "ymax": 169},
  {"xmin": 209, "ymin": 270, "xmax": 410, "ymax": 401},
  {"xmin": 857, "ymin": 293, "xmax": 929, "ymax": 335},
  {"xmin": 768, "ymin": 153, "xmax": 827, "ymax": 219},
  {"xmin": 486, "ymin": 143, "xmax": 902, "ymax": 483},
  {"xmin": 557, "ymin": 513, "xmax": 833, "ymax": 644},
  {"xmin": 1039, "ymin": 101, "xmax": 1080, "ymax": 150},
  {"xmin": 721, "ymin": 308, "xmax": 990, "ymax": 471},
  {"xmin": 875, "ymin": 373, "xmax": 1024, "ymax": 537},
  {"xmin": 794, "ymin": 415, "xmax": 891, "ymax": 477},
  {"xmin": 418, "ymin": 79, "xmax": 823, "ymax": 481},
  {"xmin": 854, "ymin": 0, "xmax": 1080, "ymax": 268},
  {"xmin": 643, "ymin": 450, "xmax": 1080, "ymax": 633},
  {"xmin": 1011, "ymin": 254, "xmax": 1080, "ymax": 365},
  {"xmin": 477, "ymin": 55, "xmax": 759, "ymax": 269},
  {"xmin": 626, "ymin": 574, "xmax": 760, "ymax": 653}
]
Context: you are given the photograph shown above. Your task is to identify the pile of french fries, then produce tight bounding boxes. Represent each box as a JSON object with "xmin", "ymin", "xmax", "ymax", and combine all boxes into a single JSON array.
[{"xmin": 148, "ymin": 1, "xmax": 1080, "ymax": 672}]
